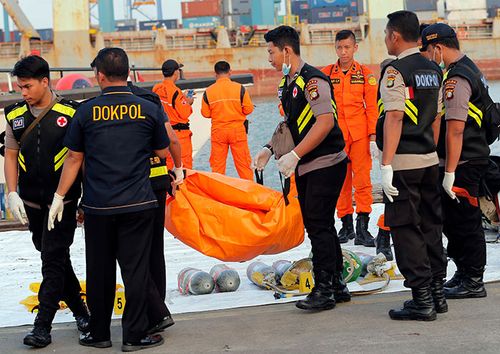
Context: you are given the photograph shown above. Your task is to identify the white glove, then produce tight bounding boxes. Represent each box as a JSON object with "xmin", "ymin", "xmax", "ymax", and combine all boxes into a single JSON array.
[
  {"xmin": 48, "ymin": 193, "xmax": 65, "ymax": 231},
  {"xmin": 370, "ymin": 141, "xmax": 379, "ymax": 160},
  {"xmin": 442, "ymin": 172, "xmax": 457, "ymax": 200},
  {"xmin": 7, "ymin": 192, "xmax": 27, "ymax": 225},
  {"xmin": 381, "ymin": 165, "xmax": 399, "ymax": 203},
  {"xmin": 173, "ymin": 165, "xmax": 184, "ymax": 185},
  {"xmin": 251, "ymin": 147, "xmax": 272, "ymax": 171},
  {"xmin": 277, "ymin": 150, "xmax": 301, "ymax": 178}
]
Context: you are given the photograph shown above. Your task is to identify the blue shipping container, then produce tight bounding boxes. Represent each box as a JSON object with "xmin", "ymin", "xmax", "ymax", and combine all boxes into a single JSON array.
[
  {"xmin": 251, "ymin": 0, "xmax": 275, "ymax": 25},
  {"xmin": 309, "ymin": 6, "xmax": 353, "ymax": 23},
  {"xmin": 405, "ymin": 0, "xmax": 437, "ymax": 12},
  {"xmin": 182, "ymin": 16, "xmax": 221, "ymax": 29},
  {"xmin": 139, "ymin": 19, "xmax": 178, "ymax": 30},
  {"xmin": 310, "ymin": 0, "xmax": 352, "ymax": 8}
]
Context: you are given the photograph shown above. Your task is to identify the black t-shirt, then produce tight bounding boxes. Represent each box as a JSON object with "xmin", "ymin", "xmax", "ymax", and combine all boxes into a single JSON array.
[{"xmin": 64, "ymin": 85, "xmax": 170, "ymax": 215}]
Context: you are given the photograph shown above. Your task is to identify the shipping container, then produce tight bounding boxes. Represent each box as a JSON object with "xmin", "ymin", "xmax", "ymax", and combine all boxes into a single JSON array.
[
  {"xmin": 309, "ymin": 6, "xmax": 354, "ymax": 23},
  {"xmin": 37, "ymin": 28, "xmax": 54, "ymax": 41},
  {"xmin": 445, "ymin": 0, "xmax": 486, "ymax": 11},
  {"xmin": 405, "ymin": 0, "xmax": 437, "ymax": 12},
  {"xmin": 310, "ymin": 0, "xmax": 352, "ymax": 8},
  {"xmin": 0, "ymin": 30, "xmax": 4, "ymax": 42},
  {"xmin": 488, "ymin": 0, "xmax": 500, "ymax": 17},
  {"xmin": 116, "ymin": 25, "xmax": 136, "ymax": 32},
  {"xmin": 230, "ymin": 0, "xmax": 251, "ymax": 15},
  {"xmin": 251, "ymin": 0, "xmax": 275, "ymax": 25},
  {"xmin": 182, "ymin": 16, "xmax": 221, "ymax": 29},
  {"xmin": 182, "ymin": 0, "xmax": 221, "ymax": 19},
  {"xmin": 139, "ymin": 19, "xmax": 178, "ymax": 30}
]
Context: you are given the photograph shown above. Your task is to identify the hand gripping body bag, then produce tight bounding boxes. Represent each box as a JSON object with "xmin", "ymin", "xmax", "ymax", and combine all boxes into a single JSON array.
[{"xmin": 165, "ymin": 169, "xmax": 304, "ymax": 262}]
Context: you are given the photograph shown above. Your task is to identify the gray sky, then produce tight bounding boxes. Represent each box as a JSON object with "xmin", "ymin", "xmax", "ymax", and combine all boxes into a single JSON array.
[{"xmin": 1, "ymin": 0, "xmax": 183, "ymax": 29}]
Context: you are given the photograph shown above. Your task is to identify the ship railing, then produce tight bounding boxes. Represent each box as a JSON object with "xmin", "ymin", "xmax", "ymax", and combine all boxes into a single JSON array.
[{"xmin": 447, "ymin": 22, "xmax": 493, "ymax": 39}]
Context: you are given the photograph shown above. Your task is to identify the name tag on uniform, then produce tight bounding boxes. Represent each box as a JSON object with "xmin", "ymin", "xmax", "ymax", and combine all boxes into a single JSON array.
[
  {"xmin": 413, "ymin": 72, "xmax": 440, "ymax": 89},
  {"xmin": 13, "ymin": 117, "xmax": 24, "ymax": 130},
  {"xmin": 92, "ymin": 104, "xmax": 146, "ymax": 121},
  {"xmin": 331, "ymin": 78, "xmax": 341, "ymax": 85}
]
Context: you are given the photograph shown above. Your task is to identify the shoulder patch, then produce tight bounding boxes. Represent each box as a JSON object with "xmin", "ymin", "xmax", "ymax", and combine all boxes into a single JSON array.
[
  {"xmin": 386, "ymin": 75, "xmax": 396, "ymax": 88},
  {"xmin": 444, "ymin": 79, "xmax": 457, "ymax": 100},
  {"xmin": 306, "ymin": 80, "xmax": 320, "ymax": 101},
  {"xmin": 368, "ymin": 75, "xmax": 377, "ymax": 86},
  {"xmin": 387, "ymin": 69, "xmax": 399, "ymax": 75}
]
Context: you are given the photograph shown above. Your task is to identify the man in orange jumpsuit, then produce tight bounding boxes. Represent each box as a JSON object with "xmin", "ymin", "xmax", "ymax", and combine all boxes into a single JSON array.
[
  {"xmin": 201, "ymin": 61, "xmax": 254, "ymax": 180},
  {"xmin": 153, "ymin": 59, "xmax": 194, "ymax": 168},
  {"xmin": 322, "ymin": 30, "xmax": 378, "ymax": 247}
]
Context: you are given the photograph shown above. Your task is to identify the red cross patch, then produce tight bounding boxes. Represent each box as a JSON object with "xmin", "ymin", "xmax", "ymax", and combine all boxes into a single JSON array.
[
  {"xmin": 292, "ymin": 87, "xmax": 298, "ymax": 98},
  {"xmin": 56, "ymin": 116, "xmax": 68, "ymax": 127}
]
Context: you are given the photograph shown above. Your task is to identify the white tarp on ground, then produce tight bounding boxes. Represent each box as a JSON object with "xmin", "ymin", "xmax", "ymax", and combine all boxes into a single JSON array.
[{"xmin": 1, "ymin": 203, "xmax": 500, "ymax": 328}]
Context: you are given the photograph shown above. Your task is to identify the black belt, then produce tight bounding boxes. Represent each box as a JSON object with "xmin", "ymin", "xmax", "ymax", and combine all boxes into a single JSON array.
[{"xmin": 172, "ymin": 123, "xmax": 190, "ymax": 131}]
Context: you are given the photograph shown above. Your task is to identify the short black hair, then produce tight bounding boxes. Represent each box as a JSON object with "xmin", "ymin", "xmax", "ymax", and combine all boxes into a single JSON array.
[
  {"xmin": 419, "ymin": 23, "xmax": 429, "ymax": 36},
  {"xmin": 387, "ymin": 10, "xmax": 420, "ymax": 42},
  {"xmin": 264, "ymin": 25, "xmax": 300, "ymax": 55},
  {"xmin": 90, "ymin": 47, "xmax": 129, "ymax": 81},
  {"xmin": 214, "ymin": 61, "xmax": 230, "ymax": 74},
  {"xmin": 433, "ymin": 37, "xmax": 460, "ymax": 50},
  {"xmin": 335, "ymin": 30, "xmax": 356, "ymax": 43},
  {"xmin": 11, "ymin": 55, "xmax": 50, "ymax": 81}
]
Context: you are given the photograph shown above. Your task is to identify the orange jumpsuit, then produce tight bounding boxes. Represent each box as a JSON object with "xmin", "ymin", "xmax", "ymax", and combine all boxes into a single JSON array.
[
  {"xmin": 201, "ymin": 77, "xmax": 254, "ymax": 180},
  {"xmin": 153, "ymin": 79, "xmax": 194, "ymax": 169},
  {"xmin": 322, "ymin": 60, "xmax": 378, "ymax": 218}
]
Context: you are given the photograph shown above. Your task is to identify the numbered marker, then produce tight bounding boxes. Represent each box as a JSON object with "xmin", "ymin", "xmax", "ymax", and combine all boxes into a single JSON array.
[
  {"xmin": 114, "ymin": 289, "xmax": 126, "ymax": 315},
  {"xmin": 299, "ymin": 272, "xmax": 314, "ymax": 293}
]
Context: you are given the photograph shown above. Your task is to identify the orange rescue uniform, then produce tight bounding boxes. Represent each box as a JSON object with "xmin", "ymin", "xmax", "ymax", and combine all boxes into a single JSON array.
[
  {"xmin": 322, "ymin": 60, "xmax": 378, "ymax": 218},
  {"xmin": 153, "ymin": 79, "xmax": 194, "ymax": 169},
  {"xmin": 201, "ymin": 77, "xmax": 254, "ymax": 180}
]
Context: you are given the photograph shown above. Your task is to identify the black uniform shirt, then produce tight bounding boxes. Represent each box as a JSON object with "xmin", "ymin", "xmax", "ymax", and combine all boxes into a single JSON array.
[{"xmin": 64, "ymin": 85, "xmax": 170, "ymax": 215}]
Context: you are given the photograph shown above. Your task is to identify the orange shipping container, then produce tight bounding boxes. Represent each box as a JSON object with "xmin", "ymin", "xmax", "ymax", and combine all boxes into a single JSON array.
[{"xmin": 181, "ymin": 0, "xmax": 221, "ymax": 18}]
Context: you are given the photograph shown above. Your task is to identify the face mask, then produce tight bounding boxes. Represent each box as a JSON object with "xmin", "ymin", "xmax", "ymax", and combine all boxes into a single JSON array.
[
  {"xmin": 282, "ymin": 50, "xmax": 291, "ymax": 75},
  {"xmin": 433, "ymin": 47, "xmax": 445, "ymax": 70}
]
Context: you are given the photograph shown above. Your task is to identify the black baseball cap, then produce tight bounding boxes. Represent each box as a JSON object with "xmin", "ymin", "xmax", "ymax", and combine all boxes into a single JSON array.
[
  {"xmin": 420, "ymin": 23, "xmax": 457, "ymax": 52},
  {"xmin": 161, "ymin": 59, "xmax": 184, "ymax": 76}
]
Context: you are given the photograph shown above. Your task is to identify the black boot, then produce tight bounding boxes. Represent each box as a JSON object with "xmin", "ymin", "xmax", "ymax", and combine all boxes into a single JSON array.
[
  {"xmin": 375, "ymin": 228, "xmax": 394, "ymax": 261},
  {"xmin": 73, "ymin": 300, "xmax": 90, "ymax": 333},
  {"xmin": 296, "ymin": 270, "xmax": 336, "ymax": 311},
  {"xmin": 444, "ymin": 264, "xmax": 465, "ymax": 288},
  {"xmin": 23, "ymin": 325, "xmax": 52, "ymax": 348},
  {"xmin": 389, "ymin": 286, "xmax": 437, "ymax": 321},
  {"xmin": 354, "ymin": 213, "xmax": 375, "ymax": 247},
  {"xmin": 333, "ymin": 272, "xmax": 351, "ymax": 303},
  {"xmin": 444, "ymin": 272, "xmax": 487, "ymax": 299},
  {"xmin": 338, "ymin": 214, "xmax": 355, "ymax": 244},
  {"xmin": 430, "ymin": 278, "xmax": 448, "ymax": 313}
]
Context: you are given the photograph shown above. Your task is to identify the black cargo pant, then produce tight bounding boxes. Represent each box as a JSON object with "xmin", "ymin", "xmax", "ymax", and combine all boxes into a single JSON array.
[
  {"xmin": 147, "ymin": 189, "xmax": 171, "ymax": 325},
  {"xmin": 84, "ymin": 209, "xmax": 156, "ymax": 343},
  {"xmin": 440, "ymin": 161, "xmax": 488, "ymax": 276},
  {"xmin": 25, "ymin": 200, "xmax": 85, "ymax": 327},
  {"xmin": 384, "ymin": 165, "xmax": 447, "ymax": 289},
  {"xmin": 296, "ymin": 159, "xmax": 347, "ymax": 275}
]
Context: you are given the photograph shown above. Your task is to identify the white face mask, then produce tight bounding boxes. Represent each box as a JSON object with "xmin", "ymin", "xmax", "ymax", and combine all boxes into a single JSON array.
[
  {"xmin": 282, "ymin": 50, "xmax": 291, "ymax": 75},
  {"xmin": 433, "ymin": 46, "xmax": 445, "ymax": 70}
]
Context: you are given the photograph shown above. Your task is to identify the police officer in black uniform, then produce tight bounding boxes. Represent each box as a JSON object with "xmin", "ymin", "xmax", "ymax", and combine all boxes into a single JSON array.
[
  {"xmin": 377, "ymin": 11, "xmax": 447, "ymax": 321},
  {"xmin": 4, "ymin": 56, "xmax": 89, "ymax": 348},
  {"xmin": 253, "ymin": 26, "xmax": 348, "ymax": 311},
  {"xmin": 128, "ymin": 81, "xmax": 183, "ymax": 332},
  {"xmin": 422, "ymin": 23, "xmax": 490, "ymax": 299},
  {"xmin": 48, "ymin": 48, "xmax": 168, "ymax": 351}
]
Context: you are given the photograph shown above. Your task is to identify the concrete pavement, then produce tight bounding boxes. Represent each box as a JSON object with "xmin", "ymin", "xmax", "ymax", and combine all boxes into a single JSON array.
[{"xmin": 1, "ymin": 282, "xmax": 500, "ymax": 354}]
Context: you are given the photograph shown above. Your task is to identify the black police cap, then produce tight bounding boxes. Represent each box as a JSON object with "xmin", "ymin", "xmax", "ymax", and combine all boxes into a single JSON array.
[{"xmin": 420, "ymin": 23, "xmax": 457, "ymax": 52}]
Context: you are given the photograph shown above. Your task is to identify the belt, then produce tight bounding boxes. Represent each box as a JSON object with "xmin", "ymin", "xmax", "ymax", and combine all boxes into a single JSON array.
[{"xmin": 172, "ymin": 123, "xmax": 190, "ymax": 131}]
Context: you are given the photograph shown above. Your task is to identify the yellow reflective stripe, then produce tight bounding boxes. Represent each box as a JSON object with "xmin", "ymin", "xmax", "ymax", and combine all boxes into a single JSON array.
[
  {"xmin": 404, "ymin": 100, "xmax": 418, "ymax": 125},
  {"xmin": 297, "ymin": 104, "xmax": 311, "ymax": 127},
  {"xmin": 54, "ymin": 153, "xmax": 68, "ymax": 171},
  {"xmin": 52, "ymin": 103, "xmax": 76, "ymax": 117},
  {"xmin": 18, "ymin": 151, "xmax": 26, "ymax": 172},
  {"xmin": 279, "ymin": 77, "xmax": 286, "ymax": 87},
  {"xmin": 468, "ymin": 102, "xmax": 483, "ymax": 119},
  {"xmin": 295, "ymin": 76, "xmax": 306, "ymax": 90},
  {"xmin": 298, "ymin": 110, "xmax": 314, "ymax": 134},
  {"xmin": 149, "ymin": 166, "xmax": 168, "ymax": 178},
  {"xmin": 378, "ymin": 98, "xmax": 385, "ymax": 115},
  {"xmin": 54, "ymin": 147, "xmax": 68, "ymax": 164},
  {"xmin": 6, "ymin": 105, "xmax": 28, "ymax": 122}
]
